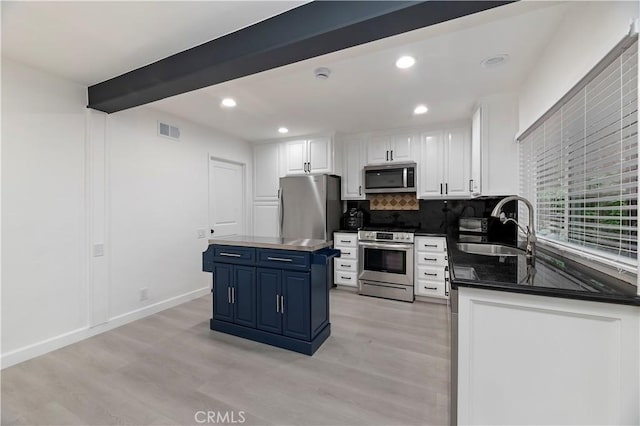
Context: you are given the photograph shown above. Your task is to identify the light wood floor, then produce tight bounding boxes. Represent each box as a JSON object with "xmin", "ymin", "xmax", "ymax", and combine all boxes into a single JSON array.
[{"xmin": 2, "ymin": 289, "xmax": 450, "ymax": 426}]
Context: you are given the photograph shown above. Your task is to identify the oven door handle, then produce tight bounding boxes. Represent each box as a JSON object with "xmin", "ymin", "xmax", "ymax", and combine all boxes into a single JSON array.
[{"xmin": 358, "ymin": 242, "xmax": 414, "ymax": 250}]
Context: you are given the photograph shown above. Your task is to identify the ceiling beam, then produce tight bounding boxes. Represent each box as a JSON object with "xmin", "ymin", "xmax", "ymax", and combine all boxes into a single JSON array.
[{"xmin": 87, "ymin": 1, "xmax": 514, "ymax": 113}]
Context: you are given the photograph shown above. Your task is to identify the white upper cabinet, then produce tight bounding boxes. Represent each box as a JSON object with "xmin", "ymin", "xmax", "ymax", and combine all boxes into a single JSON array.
[
  {"xmin": 308, "ymin": 137, "xmax": 332, "ymax": 173},
  {"xmin": 366, "ymin": 135, "xmax": 389, "ymax": 164},
  {"xmin": 478, "ymin": 94, "xmax": 519, "ymax": 196},
  {"xmin": 253, "ymin": 143, "xmax": 281, "ymax": 201},
  {"xmin": 446, "ymin": 128, "xmax": 471, "ymax": 197},
  {"xmin": 283, "ymin": 137, "xmax": 332, "ymax": 175},
  {"xmin": 470, "ymin": 107, "xmax": 482, "ymax": 195},
  {"xmin": 418, "ymin": 127, "xmax": 472, "ymax": 199},
  {"xmin": 341, "ymin": 138, "xmax": 365, "ymax": 200},
  {"xmin": 366, "ymin": 133, "xmax": 416, "ymax": 165},
  {"xmin": 418, "ymin": 131, "xmax": 445, "ymax": 198},
  {"xmin": 389, "ymin": 134, "xmax": 413, "ymax": 163}
]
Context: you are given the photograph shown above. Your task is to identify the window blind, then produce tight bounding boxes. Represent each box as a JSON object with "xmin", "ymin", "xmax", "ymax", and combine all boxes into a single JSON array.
[{"xmin": 519, "ymin": 37, "xmax": 638, "ymax": 264}]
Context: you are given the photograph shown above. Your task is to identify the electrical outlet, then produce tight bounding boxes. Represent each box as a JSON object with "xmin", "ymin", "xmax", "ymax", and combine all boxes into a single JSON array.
[
  {"xmin": 197, "ymin": 229, "xmax": 206, "ymax": 239},
  {"xmin": 139, "ymin": 287, "xmax": 148, "ymax": 301}
]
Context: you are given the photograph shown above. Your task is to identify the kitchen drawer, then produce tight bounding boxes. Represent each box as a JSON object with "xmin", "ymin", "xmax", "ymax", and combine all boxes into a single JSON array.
[
  {"xmin": 415, "ymin": 237, "xmax": 447, "ymax": 253},
  {"xmin": 335, "ymin": 258, "xmax": 357, "ymax": 273},
  {"xmin": 416, "ymin": 265, "xmax": 447, "ymax": 282},
  {"xmin": 336, "ymin": 246, "xmax": 357, "ymax": 259},
  {"xmin": 213, "ymin": 245, "xmax": 256, "ymax": 265},
  {"xmin": 416, "ymin": 252, "xmax": 447, "ymax": 267},
  {"xmin": 256, "ymin": 248, "xmax": 310, "ymax": 271},
  {"xmin": 334, "ymin": 233, "xmax": 358, "ymax": 248},
  {"xmin": 415, "ymin": 279, "xmax": 447, "ymax": 298},
  {"xmin": 335, "ymin": 270, "xmax": 357, "ymax": 287}
]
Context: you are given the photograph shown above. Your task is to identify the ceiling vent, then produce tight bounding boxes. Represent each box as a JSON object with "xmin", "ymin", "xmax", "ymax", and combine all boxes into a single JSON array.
[
  {"xmin": 158, "ymin": 121, "xmax": 180, "ymax": 140},
  {"xmin": 314, "ymin": 67, "xmax": 331, "ymax": 80}
]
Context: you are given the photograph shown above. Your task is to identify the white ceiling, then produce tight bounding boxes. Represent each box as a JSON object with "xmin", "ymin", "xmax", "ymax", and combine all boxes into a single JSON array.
[
  {"xmin": 1, "ymin": 1, "xmax": 308, "ymax": 85},
  {"xmin": 149, "ymin": 1, "xmax": 570, "ymax": 141},
  {"xmin": 2, "ymin": 0, "xmax": 570, "ymax": 142}
]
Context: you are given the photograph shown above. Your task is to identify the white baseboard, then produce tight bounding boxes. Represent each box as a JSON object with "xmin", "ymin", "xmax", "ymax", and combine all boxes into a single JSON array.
[{"xmin": 1, "ymin": 286, "xmax": 210, "ymax": 369}]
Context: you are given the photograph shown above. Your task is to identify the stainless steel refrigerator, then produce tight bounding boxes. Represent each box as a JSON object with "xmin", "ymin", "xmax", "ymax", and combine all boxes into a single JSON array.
[{"xmin": 278, "ymin": 174, "xmax": 341, "ymax": 241}]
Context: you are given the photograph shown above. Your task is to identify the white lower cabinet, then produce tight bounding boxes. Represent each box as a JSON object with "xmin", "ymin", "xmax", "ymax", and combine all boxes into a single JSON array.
[
  {"xmin": 334, "ymin": 232, "xmax": 358, "ymax": 287},
  {"xmin": 457, "ymin": 287, "xmax": 640, "ymax": 425},
  {"xmin": 414, "ymin": 236, "xmax": 449, "ymax": 299}
]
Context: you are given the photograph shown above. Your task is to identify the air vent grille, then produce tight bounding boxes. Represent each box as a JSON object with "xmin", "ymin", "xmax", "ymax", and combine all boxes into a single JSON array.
[{"xmin": 158, "ymin": 121, "xmax": 180, "ymax": 140}]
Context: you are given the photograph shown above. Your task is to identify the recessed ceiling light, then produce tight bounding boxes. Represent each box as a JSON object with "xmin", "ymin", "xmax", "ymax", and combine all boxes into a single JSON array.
[
  {"xmin": 481, "ymin": 54, "xmax": 509, "ymax": 68},
  {"xmin": 221, "ymin": 98, "xmax": 236, "ymax": 107},
  {"xmin": 278, "ymin": 127, "xmax": 289, "ymax": 134},
  {"xmin": 414, "ymin": 105, "xmax": 428, "ymax": 115},
  {"xmin": 395, "ymin": 56, "xmax": 415, "ymax": 69}
]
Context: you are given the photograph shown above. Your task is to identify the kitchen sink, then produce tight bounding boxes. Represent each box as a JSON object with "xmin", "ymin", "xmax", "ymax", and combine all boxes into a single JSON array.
[{"xmin": 456, "ymin": 243, "xmax": 523, "ymax": 257}]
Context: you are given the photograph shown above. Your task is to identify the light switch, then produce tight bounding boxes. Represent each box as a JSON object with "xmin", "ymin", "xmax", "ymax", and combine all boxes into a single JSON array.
[{"xmin": 93, "ymin": 243, "xmax": 105, "ymax": 257}]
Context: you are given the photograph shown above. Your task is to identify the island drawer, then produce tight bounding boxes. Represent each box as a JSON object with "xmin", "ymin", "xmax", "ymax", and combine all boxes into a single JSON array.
[
  {"xmin": 213, "ymin": 245, "xmax": 256, "ymax": 265},
  {"xmin": 257, "ymin": 249, "xmax": 311, "ymax": 271}
]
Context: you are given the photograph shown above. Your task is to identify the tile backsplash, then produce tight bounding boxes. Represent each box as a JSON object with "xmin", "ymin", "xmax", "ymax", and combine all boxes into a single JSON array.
[
  {"xmin": 369, "ymin": 193, "xmax": 419, "ymax": 211},
  {"xmin": 345, "ymin": 195, "xmax": 518, "ymax": 244}
]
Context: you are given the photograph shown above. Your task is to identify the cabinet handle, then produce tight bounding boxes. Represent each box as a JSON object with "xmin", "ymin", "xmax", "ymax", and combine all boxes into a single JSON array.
[
  {"xmin": 359, "ymin": 185, "xmax": 362, "ymax": 196},
  {"xmin": 424, "ymin": 244, "xmax": 438, "ymax": 248},
  {"xmin": 307, "ymin": 162, "xmax": 311, "ymax": 173},
  {"xmin": 280, "ymin": 295, "xmax": 285, "ymax": 314},
  {"xmin": 390, "ymin": 150, "xmax": 394, "ymax": 161},
  {"xmin": 469, "ymin": 179, "xmax": 473, "ymax": 192},
  {"xmin": 227, "ymin": 287, "xmax": 231, "ymax": 303},
  {"xmin": 340, "ymin": 240, "xmax": 352, "ymax": 244},
  {"xmin": 445, "ymin": 278, "xmax": 450, "ymax": 296},
  {"xmin": 424, "ymin": 286, "xmax": 438, "ymax": 290},
  {"xmin": 232, "ymin": 287, "xmax": 235, "ymax": 304},
  {"xmin": 341, "ymin": 276, "xmax": 351, "ymax": 280},
  {"xmin": 386, "ymin": 150, "xmax": 389, "ymax": 161},
  {"xmin": 342, "ymin": 251, "xmax": 351, "ymax": 256},
  {"xmin": 267, "ymin": 256, "xmax": 293, "ymax": 262},
  {"xmin": 424, "ymin": 272, "xmax": 438, "ymax": 277},
  {"xmin": 424, "ymin": 257, "xmax": 437, "ymax": 261},
  {"xmin": 440, "ymin": 183, "xmax": 443, "ymax": 195},
  {"xmin": 220, "ymin": 252, "xmax": 241, "ymax": 257},
  {"xmin": 445, "ymin": 183, "xmax": 448, "ymax": 195},
  {"xmin": 340, "ymin": 263, "xmax": 351, "ymax": 269},
  {"xmin": 276, "ymin": 294, "xmax": 280, "ymax": 313}
]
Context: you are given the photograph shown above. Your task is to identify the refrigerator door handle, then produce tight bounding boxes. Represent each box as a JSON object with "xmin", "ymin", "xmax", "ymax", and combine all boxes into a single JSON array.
[{"xmin": 278, "ymin": 188, "xmax": 284, "ymax": 237}]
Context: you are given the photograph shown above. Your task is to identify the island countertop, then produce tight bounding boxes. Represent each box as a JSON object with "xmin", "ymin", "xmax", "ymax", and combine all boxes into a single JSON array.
[{"xmin": 208, "ymin": 235, "xmax": 333, "ymax": 252}]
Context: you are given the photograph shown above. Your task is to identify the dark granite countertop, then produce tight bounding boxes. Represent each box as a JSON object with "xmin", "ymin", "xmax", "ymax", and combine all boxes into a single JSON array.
[
  {"xmin": 334, "ymin": 229, "xmax": 359, "ymax": 233},
  {"xmin": 448, "ymin": 234, "xmax": 640, "ymax": 307}
]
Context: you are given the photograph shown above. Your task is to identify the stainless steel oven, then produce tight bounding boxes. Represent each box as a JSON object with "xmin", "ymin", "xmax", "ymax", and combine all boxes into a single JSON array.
[{"xmin": 357, "ymin": 230, "xmax": 414, "ymax": 302}]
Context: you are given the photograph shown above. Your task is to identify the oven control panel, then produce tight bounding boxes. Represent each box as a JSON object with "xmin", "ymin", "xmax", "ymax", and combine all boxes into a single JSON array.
[{"xmin": 358, "ymin": 231, "xmax": 414, "ymax": 243}]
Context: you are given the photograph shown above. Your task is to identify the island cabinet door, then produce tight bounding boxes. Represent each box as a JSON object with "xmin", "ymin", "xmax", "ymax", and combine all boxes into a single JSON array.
[
  {"xmin": 213, "ymin": 264, "xmax": 234, "ymax": 322},
  {"xmin": 233, "ymin": 266, "xmax": 256, "ymax": 328},
  {"xmin": 256, "ymin": 268, "xmax": 283, "ymax": 334},
  {"xmin": 282, "ymin": 271, "xmax": 311, "ymax": 341}
]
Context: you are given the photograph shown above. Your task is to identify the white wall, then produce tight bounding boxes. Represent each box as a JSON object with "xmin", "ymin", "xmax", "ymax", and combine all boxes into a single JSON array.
[
  {"xmin": 518, "ymin": 1, "xmax": 639, "ymax": 133},
  {"xmin": 2, "ymin": 59, "xmax": 87, "ymax": 354},
  {"xmin": 1, "ymin": 58, "xmax": 253, "ymax": 366}
]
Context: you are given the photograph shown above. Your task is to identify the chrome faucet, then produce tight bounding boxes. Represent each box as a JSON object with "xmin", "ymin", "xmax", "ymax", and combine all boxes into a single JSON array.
[{"xmin": 490, "ymin": 196, "xmax": 537, "ymax": 259}]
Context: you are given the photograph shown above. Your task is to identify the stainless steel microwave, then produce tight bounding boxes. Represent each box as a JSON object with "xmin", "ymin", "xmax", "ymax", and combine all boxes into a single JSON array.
[{"xmin": 364, "ymin": 162, "xmax": 416, "ymax": 193}]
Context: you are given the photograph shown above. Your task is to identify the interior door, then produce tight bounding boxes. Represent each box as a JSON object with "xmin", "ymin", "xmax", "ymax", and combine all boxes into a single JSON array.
[{"xmin": 209, "ymin": 157, "xmax": 245, "ymax": 237}]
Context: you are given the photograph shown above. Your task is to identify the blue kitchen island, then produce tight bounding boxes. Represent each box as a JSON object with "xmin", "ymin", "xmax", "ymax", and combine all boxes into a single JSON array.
[{"xmin": 202, "ymin": 236, "xmax": 340, "ymax": 355}]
